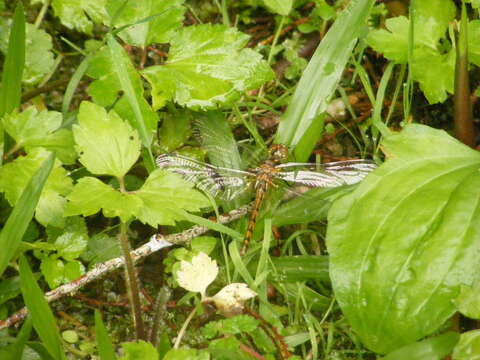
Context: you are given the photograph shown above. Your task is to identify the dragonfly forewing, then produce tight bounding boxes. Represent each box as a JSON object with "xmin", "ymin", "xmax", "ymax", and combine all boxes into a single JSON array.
[{"xmin": 156, "ymin": 154, "xmax": 254, "ymax": 201}]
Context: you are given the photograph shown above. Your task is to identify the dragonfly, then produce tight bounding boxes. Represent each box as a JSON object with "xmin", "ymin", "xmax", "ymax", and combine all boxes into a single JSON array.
[{"xmin": 156, "ymin": 144, "xmax": 376, "ymax": 255}]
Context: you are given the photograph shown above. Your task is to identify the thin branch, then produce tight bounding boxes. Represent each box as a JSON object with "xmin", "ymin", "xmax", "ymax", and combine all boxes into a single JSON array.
[{"xmin": 0, "ymin": 205, "xmax": 250, "ymax": 330}]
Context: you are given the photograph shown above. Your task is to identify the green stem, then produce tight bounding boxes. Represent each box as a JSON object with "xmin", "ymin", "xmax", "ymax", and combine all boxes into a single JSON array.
[
  {"xmin": 118, "ymin": 221, "xmax": 146, "ymax": 340},
  {"xmin": 34, "ymin": 0, "xmax": 50, "ymax": 28}
]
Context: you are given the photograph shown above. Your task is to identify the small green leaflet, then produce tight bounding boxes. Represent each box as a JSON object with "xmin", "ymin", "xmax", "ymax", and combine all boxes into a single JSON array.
[
  {"xmin": 65, "ymin": 170, "xmax": 208, "ymax": 226},
  {"xmin": 74, "ymin": 101, "xmax": 141, "ymax": 178},
  {"xmin": 40, "ymin": 256, "xmax": 85, "ymax": 289},
  {"xmin": 3, "ymin": 107, "xmax": 76, "ymax": 164},
  {"xmin": 327, "ymin": 124, "xmax": 480, "ymax": 353},
  {"xmin": 119, "ymin": 341, "xmax": 159, "ymax": 360},
  {"xmin": 366, "ymin": 0, "xmax": 456, "ymax": 103},
  {"xmin": 263, "ymin": 0, "xmax": 293, "ymax": 16},
  {"xmin": 86, "ymin": 46, "xmax": 158, "ymax": 142},
  {"xmin": 142, "ymin": 24, "xmax": 274, "ymax": 109},
  {"xmin": 106, "ymin": 0, "xmax": 185, "ymax": 47},
  {"xmin": 0, "ymin": 148, "xmax": 73, "ymax": 227},
  {"xmin": 0, "ymin": 19, "xmax": 54, "ymax": 85},
  {"xmin": 31, "ymin": 0, "xmax": 108, "ymax": 34}
]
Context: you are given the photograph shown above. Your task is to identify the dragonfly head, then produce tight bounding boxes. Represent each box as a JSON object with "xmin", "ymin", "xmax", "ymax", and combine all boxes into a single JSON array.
[{"xmin": 269, "ymin": 144, "xmax": 289, "ymax": 164}]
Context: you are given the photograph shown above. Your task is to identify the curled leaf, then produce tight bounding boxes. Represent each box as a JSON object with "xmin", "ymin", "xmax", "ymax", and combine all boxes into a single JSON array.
[{"xmin": 208, "ymin": 283, "xmax": 257, "ymax": 317}]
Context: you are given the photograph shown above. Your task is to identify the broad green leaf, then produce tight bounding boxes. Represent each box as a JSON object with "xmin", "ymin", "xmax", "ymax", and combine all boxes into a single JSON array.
[
  {"xmin": 119, "ymin": 341, "xmax": 158, "ymax": 360},
  {"xmin": 74, "ymin": 101, "xmax": 141, "ymax": 178},
  {"xmin": 0, "ymin": 153, "xmax": 54, "ymax": 277},
  {"xmin": 46, "ymin": 216, "xmax": 88, "ymax": 242},
  {"xmin": 191, "ymin": 236, "xmax": 217, "ymax": 255},
  {"xmin": 107, "ymin": 0, "xmax": 185, "ymax": 47},
  {"xmin": 142, "ymin": 24, "xmax": 274, "ymax": 109},
  {"xmin": 66, "ymin": 170, "xmax": 208, "ymax": 226},
  {"xmin": 455, "ymin": 278, "xmax": 480, "ymax": 319},
  {"xmin": 82, "ymin": 233, "xmax": 121, "ymax": 266},
  {"xmin": 40, "ymin": 256, "xmax": 85, "ymax": 289},
  {"xmin": 453, "ymin": 330, "xmax": 480, "ymax": 359},
  {"xmin": 158, "ymin": 110, "xmax": 191, "ymax": 153},
  {"xmin": 0, "ymin": 149, "xmax": 73, "ymax": 227},
  {"xmin": 86, "ymin": 44, "xmax": 158, "ymax": 149},
  {"xmin": 19, "ymin": 256, "xmax": 66, "ymax": 360},
  {"xmin": 32, "ymin": 0, "xmax": 107, "ymax": 34},
  {"xmin": 64, "ymin": 176, "xmax": 142, "ymax": 222},
  {"xmin": 0, "ymin": 20, "xmax": 54, "ymax": 85},
  {"xmin": 327, "ymin": 124, "xmax": 480, "ymax": 353},
  {"xmin": 383, "ymin": 332, "xmax": 459, "ymax": 360},
  {"xmin": 468, "ymin": 20, "xmax": 480, "ymax": 67},
  {"xmin": 262, "ymin": 0, "xmax": 292, "ymax": 16},
  {"xmin": 95, "ymin": 311, "xmax": 116, "ymax": 360},
  {"xmin": 3, "ymin": 107, "xmax": 76, "ymax": 164},
  {"xmin": 275, "ymin": 0, "xmax": 374, "ymax": 150},
  {"xmin": 0, "ymin": 2, "xmax": 24, "ymax": 122}
]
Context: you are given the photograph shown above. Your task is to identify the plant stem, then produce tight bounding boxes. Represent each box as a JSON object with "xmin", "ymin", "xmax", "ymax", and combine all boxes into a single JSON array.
[
  {"xmin": 173, "ymin": 306, "xmax": 197, "ymax": 349},
  {"xmin": 118, "ymin": 221, "xmax": 146, "ymax": 340},
  {"xmin": 34, "ymin": 0, "xmax": 50, "ymax": 28}
]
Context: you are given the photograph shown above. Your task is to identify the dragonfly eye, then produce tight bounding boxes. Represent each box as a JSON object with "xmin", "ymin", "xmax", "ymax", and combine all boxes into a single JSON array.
[{"xmin": 269, "ymin": 144, "xmax": 289, "ymax": 163}]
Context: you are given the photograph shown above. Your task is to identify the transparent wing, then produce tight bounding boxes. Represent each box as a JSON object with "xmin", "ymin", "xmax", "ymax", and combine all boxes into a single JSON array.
[
  {"xmin": 156, "ymin": 154, "xmax": 254, "ymax": 200},
  {"xmin": 274, "ymin": 159, "xmax": 377, "ymax": 187}
]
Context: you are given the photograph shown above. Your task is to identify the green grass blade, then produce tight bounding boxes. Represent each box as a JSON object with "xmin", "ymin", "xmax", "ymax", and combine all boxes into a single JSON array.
[
  {"xmin": 0, "ymin": 152, "xmax": 55, "ymax": 277},
  {"xmin": 275, "ymin": 0, "xmax": 375, "ymax": 151},
  {"xmin": 95, "ymin": 311, "xmax": 116, "ymax": 360},
  {"xmin": 179, "ymin": 210, "xmax": 243, "ymax": 240},
  {"xmin": 107, "ymin": 34, "xmax": 155, "ymax": 172},
  {"xmin": 19, "ymin": 256, "xmax": 66, "ymax": 360},
  {"xmin": 62, "ymin": 56, "xmax": 90, "ymax": 118},
  {"xmin": 1, "ymin": 317, "xmax": 33, "ymax": 360},
  {"xmin": 0, "ymin": 2, "xmax": 25, "ymax": 117}
]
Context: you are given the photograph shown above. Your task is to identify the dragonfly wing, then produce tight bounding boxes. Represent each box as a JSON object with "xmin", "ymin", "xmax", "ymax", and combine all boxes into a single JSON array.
[
  {"xmin": 156, "ymin": 154, "xmax": 253, "ymax": 201},
  {"xmin": 274, "ymin": 159, "xmax": 377, "ymax": 187}
]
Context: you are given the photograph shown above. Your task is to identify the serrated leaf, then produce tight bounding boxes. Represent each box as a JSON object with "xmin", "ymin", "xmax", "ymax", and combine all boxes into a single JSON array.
[
  {"xmin": 31, "ymin": 0, "xmax": 108, "ymax": 34},
  {"xmin": 119, "ymin": 341, "xmax": 158, "ymax": 360},
  {"xmin": 0, "ymin": 19, "xmax": 54, "ymax": 85},
  {"xmin": 142, "ymin": 24, "xmax": 274, "ymax": 109},
  {"xmin": 134, "ymin": 169, "xmax": 209, "ymax": 226},
  {"xmin": 163, "ymin": 348, "xmax": 209, "ymax": 360},
  {"xmin": 327, "ymin": 124, "xmax": 480, "ymax": 353},
  {"xmin": 263, "ymin": 0, "xmax": 292, "ymax": 15},
  {"xmin": 64, "ymin": 177, "xmax": 142, "ymax": 222},
  {"xmin": 453, "ymin": 330, "xmax": 480, "ymax": 359},
  {"xmin": 55, "ymin": 232, "xmax": 88, "ymax": 261},
  {"xmin": 107, "ymin": 0, "xmax": 185, "ymax": 47},
  {"xmin": 46, "ymin": 216, "xmax": 87, "ymax": 242},
  {"xmin": 74, "ymin": 101, "xmax": 141, "ymax": 178},
  {"xmin": 86, "ymin": 47, "xmax": 158, "ymax": 144},
  {"xmin": 3, "ymin": 107, "xmax": 76, "ymax": 164},
  {"xmin": 176, "ymin": 252, "xmax": 218, "ymax": 298},
  {"xmin": 0, "ymin": 149, "xmax": 73, "ymax": 227},
  {"xmin": 66, "ymin": 170, "xmax": 208, "ymax": 225}
]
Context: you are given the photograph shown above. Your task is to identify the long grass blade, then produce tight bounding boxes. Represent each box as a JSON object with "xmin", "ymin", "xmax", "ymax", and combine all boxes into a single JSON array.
[
  {"xmin": 0, "ymin": 152, "xmax": 55, "ymax": 277},
  {"xmin": 19, "ymin": 256, "xmax": 66, "ymax": 360},
  {"xmin": 95, "ymin": 311, "xmax": 116, "ymax": 360},
  {"xmin": 275, "ymin": 0, "xmax": 375, "ymax": 152}
]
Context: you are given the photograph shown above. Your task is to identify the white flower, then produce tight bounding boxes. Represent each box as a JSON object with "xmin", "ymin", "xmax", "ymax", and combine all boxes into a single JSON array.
[
  {"xmin": 176, "ymin": 252, "xmax": 218, "ymax": 299},
  {"xmin": 208, "ymin": 283, "xmax": 257, "ymax": 317}
]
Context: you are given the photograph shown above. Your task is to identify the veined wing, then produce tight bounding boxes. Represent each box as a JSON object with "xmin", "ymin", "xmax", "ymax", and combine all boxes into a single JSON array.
[
  {"xmin": 274, "ymin": 159, "xmax": 377, "ymax": 187},
  {"xmin": 156, "ymin": 154, "xmax": 254, "ymax": 200}
]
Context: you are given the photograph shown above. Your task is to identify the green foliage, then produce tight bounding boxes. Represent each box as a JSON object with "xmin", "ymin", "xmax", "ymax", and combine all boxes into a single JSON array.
[
  {"xmin": 327, "ymin": 124, "xmax": 480, "ymax": 353},
  {"xmin": 120, "ymin": 340, "xmax": 158, "ymax": 360},
  {"xmin": 107, "ymin": 0, "xmax": 185, "ymax": 47},
  {"xmin": 3, "ymin": 107, "xmax": 76, "ymax": 164},
  {"xmin": 366, "ymin": 0, "xmax": 457, "ymax": 103},
  {"xmin": 31, "ymin": 0, "xmax": 108, "ymax": 34},
  {"xmin": 142, "ymin": 24, "xmax": 274, "ymax": 109},
  {"xmin": 0, "ymin": 153, "xmax": 54, "ymax": 277},
  {"xmin": 202, "ymin": 315, "xmax": 259, "ymax": 339},
  {"xmin": 163, "ymin": 348, "xmax": 210, "ymax": 360},
  {"xmin": 19, "ymin": 256, "xmax": 66, "ymax": 360},
  {"xmin": 262, "ymin": 0, "xmax": 293, "ymax": 15},
  {"xmin": 452, "ymin": 330, "xmax": 480, "ymax": 359},
  {"xmin": 0, "ymin": 149, "xmax": 73, "ymax": 227},
  {"xmin": 95, "ymin": 311, "xmax": 116, "ymax": 360},
  {"xmin": 382, "ymin": 332, "xmax": 460, "ymax": 360},
  {"xmin": 82, "ymin": 233, "xmax": 121, "ymax": 266},
  {"xmin": 73, "ymin": 101, "xmax": 141, "ymax": 178},
  {"xmin": 455, "ymin": 278, "xmax": 480, "ymax": 319}
]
